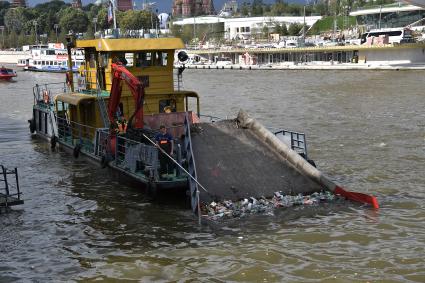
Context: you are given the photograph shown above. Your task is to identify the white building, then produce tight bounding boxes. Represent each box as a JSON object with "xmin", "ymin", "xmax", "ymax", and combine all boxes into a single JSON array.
[{"xmin": 172, "ymin": 16, "xmax": 322, "ymax": 40}]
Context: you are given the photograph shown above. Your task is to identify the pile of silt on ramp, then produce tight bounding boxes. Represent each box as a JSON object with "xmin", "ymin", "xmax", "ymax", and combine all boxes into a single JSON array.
[{"xmin": 190, "ymin": 110, "xmax": 379, "ymax": 209}]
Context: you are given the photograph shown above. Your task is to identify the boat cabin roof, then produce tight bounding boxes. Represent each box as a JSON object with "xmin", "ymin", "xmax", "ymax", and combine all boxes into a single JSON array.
[
  {"xmin": 56, "ymin": 92, "xmax": 95, "ymax": 105},
  {"xmin": 76, "ymin": 38, "xmax": 185, "ymax": 52}
]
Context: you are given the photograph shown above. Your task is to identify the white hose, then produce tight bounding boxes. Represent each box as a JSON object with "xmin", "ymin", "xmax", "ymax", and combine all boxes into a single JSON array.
[{"xmin": 236, "ymin": 109, "xmax": 338, "ymax": 192}]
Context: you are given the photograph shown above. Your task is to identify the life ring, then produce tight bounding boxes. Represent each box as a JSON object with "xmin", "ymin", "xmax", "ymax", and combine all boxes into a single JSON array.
[
  {"xmin": 28, "ymin": 119, "xmax": 35, "ymax": 133},
  {"xmin": 73, "ymin": 144, "xmax": 82, "ymax": 158},
  {"xmin": 43, "ymin": 90, "xmax": 49, "ymax": 104}
]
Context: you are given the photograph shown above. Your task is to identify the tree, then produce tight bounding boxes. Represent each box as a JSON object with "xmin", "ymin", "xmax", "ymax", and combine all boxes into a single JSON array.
[
  {"xmin": 288, "ymin": 23, "xmax": 302, "ymax": 36},
  {"xmin": 252, "ymin": 0, "xmax": 264, "ymax": 16},
  {"xmin": 240, "ymin": 2, "xmax": 250, "ymax": 16},
  {"xmin": 271, "ymin": 2, "xmax": 287, "ymax": 16},
  {"xmin": 262, "ymin": 25, "xmax": 269, "ymax": 39},
  {"xmin": 59, "ymin": 7, "xmax": 89, "ymax": 34},
  {"xmin": 34, "ymin": 0, "xmax": 68, "ymax": 14},
  {"xmin": 0, "ymin": 0, "xmax": 11, "ymax": 26},
  {"xmin": 119, "ymin": 10, "xmax": 146, "ymax": 34},
  {"xmin": 4, "ymin": 7, "xmax": 28, "ymax": 34},
  {"xmin": 96, "ymin": 7, "xmax": 113, "ymax": 31},
  {"xmin": 274, "ymin": 23, "xmax": 288, "ymax": 36}
]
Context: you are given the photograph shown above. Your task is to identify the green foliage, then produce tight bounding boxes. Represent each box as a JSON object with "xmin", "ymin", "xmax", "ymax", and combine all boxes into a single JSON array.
[
  {"xmin": 252, "ymin": 0, "xmax": 264, "ymax": 16},
  {"xmin": 58, "ymin": 7, "xmax": 89, "ymax": 34},
  {"xmin": 96, "ymin": 7, "xmax": 110, "ymax": 31},
  {"xmin": 274, "ymin": 23, "xmax": 288, "ymax": 36},
  {"xmin": 308, "ymin": 15, "xmax": 356, "ymax": 35},
  {"xmin": 119, "ymin": 10, "xmax": 146, "ymax": 33},
  {"xmin": 34, "ymin": 0, "xmax": 68, "ymax": 13},
  {"xmin": 4, "ymin": 7, "xmax": 28, "ymax": 33},
  {"xmin": 288, "ymin": 23, "xmax": 303, "ymax": 36},
  {"xmin": 0, "ymin": 0, "xmax": 10, "ymax": 26}
]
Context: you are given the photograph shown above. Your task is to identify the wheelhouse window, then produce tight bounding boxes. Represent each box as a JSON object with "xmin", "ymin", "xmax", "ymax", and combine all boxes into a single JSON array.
[
  {"xmin": 159, "ymin": 99, "xmax": 176, "ymax": 113},
  {"xmin": 112, "ymin": 52, "xmax": 129, "ymax": 66},
  {"xmin": 134, "ymin": 52, "xmax": 167, "ymax": 67}
]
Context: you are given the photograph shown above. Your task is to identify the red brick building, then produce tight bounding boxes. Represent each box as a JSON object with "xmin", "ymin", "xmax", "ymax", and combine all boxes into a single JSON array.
[
  {"xmin": 72, "ymin": 0, "xmax": 82, "ymax": 8},
  {"xmin": 11, "ymin": 0, "xmax": 26, "ymax": 8},
  {"xmin": 117, "ymin": 0, "xmax": 133, "ymax": 11},
  {"xmin": 172, "ymin": 0, "xmax": 215, "ymax": 18}
]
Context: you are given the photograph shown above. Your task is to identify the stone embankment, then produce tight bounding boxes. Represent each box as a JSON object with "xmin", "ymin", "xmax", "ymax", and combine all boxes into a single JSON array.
[{"xmin": 180, "ymin": 62, "xmax": 425, "ymax": 70}]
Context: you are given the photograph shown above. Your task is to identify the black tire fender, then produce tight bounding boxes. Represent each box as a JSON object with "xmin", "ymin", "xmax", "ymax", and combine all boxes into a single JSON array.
[
  {"xmin": 50, "ymin": 136, "xmax": 57, "ymax": 149},
  {"xmin": 100, "ymin": 155, "xmax": 108, "ymax": 168},
  {"xmin": 73, "ymin": 144, "xmax": 81, "ymax": 158},
  {"xmin": 28, "ymin": 119, "xmax": 35, "ymax": 134}
]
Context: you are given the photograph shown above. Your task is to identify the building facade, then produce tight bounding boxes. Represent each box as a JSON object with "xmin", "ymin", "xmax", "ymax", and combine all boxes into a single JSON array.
[
  {"xmin": 11, "ymin": 0, "xmax": 26, "ymax": 8},
  {"xmin": 172, "ymin": 16, "xmax": 322, "ymax": 40},
  {"xmin": 116, "ymin": 0, "xmax": 133, "ymax": 11},
  {"xmin": 172, "ymin": 0, "xmax": 215, "ymax": 18},
  {"xmin": 350, "ymin": 4, "xmax": 425, "ymax": 30},
  {"xmin": 72, "ymin": 0, "xmax": 82, "ymax": 8}
]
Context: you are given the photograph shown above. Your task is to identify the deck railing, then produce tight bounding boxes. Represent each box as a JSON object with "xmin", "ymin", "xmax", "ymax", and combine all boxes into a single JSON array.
[
  {"xmin": 272, "ymin": 129, "xmax": 308, "ymax": 159},
  {"xmin": 56, "ymin": 116, "xmax": 97, "ymax": 154},
  {"xmin": 33, "ymin": 82, "xmax": 68, "ymax": 107},
  {"xmin": 115, "ymin": 134, "xmax": 160, "ymax": 180}
]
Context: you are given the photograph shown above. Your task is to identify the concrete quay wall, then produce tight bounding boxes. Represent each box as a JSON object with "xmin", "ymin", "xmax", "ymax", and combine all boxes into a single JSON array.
[{"xmin": 181, "ymin": 62, "xmax": 425, "ymax": 70}]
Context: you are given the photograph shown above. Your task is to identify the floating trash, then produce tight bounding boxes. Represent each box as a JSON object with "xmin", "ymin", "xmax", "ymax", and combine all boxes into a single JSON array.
[{"xmin": 202, "ymin": 191, "xmax": 340, "ymax": 221}]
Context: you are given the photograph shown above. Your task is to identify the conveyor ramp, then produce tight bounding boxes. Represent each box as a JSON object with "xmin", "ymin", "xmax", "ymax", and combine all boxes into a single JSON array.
[{"xmin": 190, "ymin": 120, "xmax": 323, "ymax": 204}]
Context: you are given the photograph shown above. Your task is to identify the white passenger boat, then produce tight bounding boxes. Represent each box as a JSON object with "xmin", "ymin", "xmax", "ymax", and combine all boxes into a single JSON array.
[{"xmin": 18, "ymin": 43, "xmax": 85, "ymax": 73}]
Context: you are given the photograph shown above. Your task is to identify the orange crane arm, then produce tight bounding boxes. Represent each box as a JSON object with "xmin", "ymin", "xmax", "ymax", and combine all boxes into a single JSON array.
[{"xmin": 108, "ymin": 62, "xmax": 145, "ymax": 129}]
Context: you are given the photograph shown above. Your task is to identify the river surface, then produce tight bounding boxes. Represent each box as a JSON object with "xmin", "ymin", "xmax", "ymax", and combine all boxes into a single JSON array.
[{"xmin": 0, "ymin": 67, "xmax": 424, "ymax": 282}]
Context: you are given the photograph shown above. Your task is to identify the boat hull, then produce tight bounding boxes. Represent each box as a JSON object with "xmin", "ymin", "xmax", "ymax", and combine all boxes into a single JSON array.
[{"xmin": 29, "ymin": 105, "xmax": 189, "ymax": 193}]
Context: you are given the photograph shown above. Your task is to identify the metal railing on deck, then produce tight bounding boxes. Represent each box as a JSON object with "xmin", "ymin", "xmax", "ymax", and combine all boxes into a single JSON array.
[
  {"xmin": 115, "ymin": 134, "xmax": 160, "ymax": 180},
  {"xmin": 33, "ymin": 82, "xmax": 68, "ymax": 107},
  {"xmin": 56, "ymin": 116, "xmax": 96, "ymax": 154},
  {"xmin": 273, "ymin": 129, "xmax": 308, "ymax": 159},
  {"xmin": 183, "ymin": 113, "xmax": 199, "ymax": 213}
]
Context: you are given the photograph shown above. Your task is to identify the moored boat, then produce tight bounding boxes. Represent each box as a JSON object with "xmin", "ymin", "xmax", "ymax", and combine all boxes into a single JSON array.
[
  {"xmin": 0, "ymin": 66, "xmax": 17, "ymax": 81},
  {"xmin": 28, "ymin": 35, "xmax": 378, "ymax": 216},
  {"xmin": 19, "ymin": 43, "xmax": 84, "ymax": 73}
]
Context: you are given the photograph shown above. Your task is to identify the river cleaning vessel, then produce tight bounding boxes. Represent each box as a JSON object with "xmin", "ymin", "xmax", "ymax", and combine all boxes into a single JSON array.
[{"xmin": 28, "ymin": 35, "xmax": 378, "ymax": 216}]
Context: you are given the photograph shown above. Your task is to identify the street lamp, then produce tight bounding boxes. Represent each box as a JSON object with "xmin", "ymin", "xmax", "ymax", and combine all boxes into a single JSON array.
[
  {"xmin": 33, "ymin": 20, "xmax": 38, "ymax": 44},
  {"xmin": 54, "ymin": 24, "xmax": 59, "ymax": 43},
  {"xmin": 109, "ymin": 0, "xmax": 117, "ymax": 30},
  {"xmin": 93, "ymin": 17, "xmax": 98, "ymax": 37},
  {"xmin": 0, "ymin": 26, "xmax": 4, "ymax": 49}
]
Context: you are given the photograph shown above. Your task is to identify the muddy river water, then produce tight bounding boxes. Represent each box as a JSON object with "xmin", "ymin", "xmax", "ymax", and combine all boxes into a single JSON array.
[{"xmin": 0, "ymin": 68, "xmax": 424, "ymax": 282}]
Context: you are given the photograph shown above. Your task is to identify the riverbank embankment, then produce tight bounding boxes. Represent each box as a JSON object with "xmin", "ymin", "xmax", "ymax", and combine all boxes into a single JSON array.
[
  {"xmin": 184, "ymin": 43, "xmax": 425, "ymax": 71},
  {"xmin": 180, "ymin": 62, "xmax": 425, "ymax": 71}
]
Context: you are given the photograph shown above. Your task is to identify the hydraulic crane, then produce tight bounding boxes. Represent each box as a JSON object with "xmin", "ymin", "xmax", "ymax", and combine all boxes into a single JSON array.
[{"xmin": 107, "ymin": 62, "xmax": 145, "ymax": 129}]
